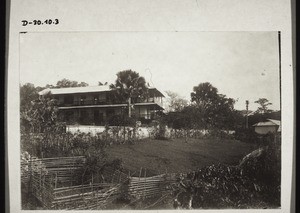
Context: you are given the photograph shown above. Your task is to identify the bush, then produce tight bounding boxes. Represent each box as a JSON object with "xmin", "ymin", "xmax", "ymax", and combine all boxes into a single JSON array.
[
  {"xmin": 21, "ymin": 131, "xmax": 113, "ymax": 186},
  {"xmin": 234, "ymin": 128, "xmax": 259, "ymax": 143},
  {"xmin": 21, "ymin": 132, "xmax": 107, "ymax": 158},
  {"xmin": 205, "ymin": 129, "xmax": 234, "ymax": 139},
  {"xmin": 173, "ymin": 142, "xmax": 281, "ymax": 209},
  {"xmin": 148, "ymin": 119, "xmax": 168, "ymax": 140},
  {"xmin": 240, "ymin": 136, "xmax": 281, "ymax": 205}
]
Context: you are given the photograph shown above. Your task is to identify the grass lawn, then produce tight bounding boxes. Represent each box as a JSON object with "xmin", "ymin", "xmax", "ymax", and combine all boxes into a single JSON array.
[{"xmin": 107, "ymin": 138, "xmax": 258, "ymax": 176}]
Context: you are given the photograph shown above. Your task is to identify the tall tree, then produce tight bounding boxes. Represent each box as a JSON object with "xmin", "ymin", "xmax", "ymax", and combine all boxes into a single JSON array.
[
  {"xmin": 55, "ymin": 78, "xmax": 89, "ymax": 88},
  {"xmin": 191, "ymin": 82, "xmax": 219, "ymax": 110},
  {"xmin": 190, "ymin": 82, "xmax": 218, "ymax": 129},
  {"xmin": 20, "ymin": 94, "xmax": 63, "ymax": 133},
  {"xmin": 254, "ymin": 98, "xmax": 273, "ymax": 114},
  {"xmin": 190, "ymin": 82, "xmax": 237, "ymax": 130},
  {"xmin": 110, "ymin": 70, "xmax": 148, "ymax": 117},
  {"xmin": 165, "ymin": 91, "xmax": 188, "ymax": 112},
  {"xmin": 20, "ymin": 83, "xmax": 39, "ymax": 113},
  {"xmin": 212, "ymin": 94, "xmax": 237, "ymax": 130}
]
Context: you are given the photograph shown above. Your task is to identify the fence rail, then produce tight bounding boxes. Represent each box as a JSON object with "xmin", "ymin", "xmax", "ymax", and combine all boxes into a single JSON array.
[
  {"xmin": 21, "ymin": 155, "xmax": 181, "ymax": 209},
  {"xmin": 128, "ymin": 173, "xmax": 180, "ymax": 198},
  {"xmin": 21, "ymin": 155, "xmax": 129, "ymax": 209}
]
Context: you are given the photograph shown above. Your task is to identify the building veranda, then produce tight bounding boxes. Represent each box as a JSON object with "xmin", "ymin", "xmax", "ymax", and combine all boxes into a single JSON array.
[{"xmin": 38, "ymin": 85, "xmax": 165, "ymax": 126}]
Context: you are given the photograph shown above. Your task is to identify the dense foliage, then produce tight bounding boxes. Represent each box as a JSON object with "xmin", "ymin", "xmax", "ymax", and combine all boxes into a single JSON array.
[
  {"xmin": 21, "ymin": 95, "xmax": 65, "ymax": 133},
  {"xmin": 21, "ymin": 132, "xmax": 104, "ymax": 158},
  {"xmin": 47, "ymin": 78, "xmax": 89, "ymax": 88},
  {"xmin": 20, "ymin": 83, "xmax": 41, "ymax": 113},
  {"xmin": 20, "ymin": 79, "xmax": 89, "ymax": 132},
  {"xmin": 173, "ymin": 134, "xmax": 281, "ymax": 209},
  {"xmin": 233, "ymin": 128, "xmax": 260, "ymax": 143},
  {"xmin": 163, "ymin": 82, "xmax": 242, "ymax": 132}
]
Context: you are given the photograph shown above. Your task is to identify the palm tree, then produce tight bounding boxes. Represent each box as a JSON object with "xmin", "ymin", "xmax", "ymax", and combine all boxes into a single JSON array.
[
  {"xmin": 254, "ymin": 98, "xmax": 273, "ymax": 114},
  {"xmin": 110, "ymin": 70, "xmax": 148, "ymax": 117}
]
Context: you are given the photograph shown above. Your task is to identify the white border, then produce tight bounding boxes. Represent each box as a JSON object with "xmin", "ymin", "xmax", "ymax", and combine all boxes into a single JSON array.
[{"xmin": 7, "ymin": 0, "xmax": 293, "ymax": 212}]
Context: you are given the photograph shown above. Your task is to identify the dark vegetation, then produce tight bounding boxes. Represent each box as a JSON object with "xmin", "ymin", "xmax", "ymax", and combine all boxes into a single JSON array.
[
  {"xmin": 173, "ymin": 134, "xmax": 281, "ymax": 209},
  {"xmin": 248, "ymin": 111, "xmax": 281, "ymax": 126},
  {"xmin": 163, "ymin": 82, "xmax": 244, "ymax": 131}
]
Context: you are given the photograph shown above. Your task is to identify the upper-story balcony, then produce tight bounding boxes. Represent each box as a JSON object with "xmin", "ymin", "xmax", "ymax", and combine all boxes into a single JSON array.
[
  {"xmin": 59, "ymin": 99, "xmax": 114, "ymax": 107},
  {"xmin": 58, "ymin": 96, "xmax": 163, "ymax": 108},
  {"xmin": 140, "ymin": 96, "xmax": 164, "ymax": 108}
]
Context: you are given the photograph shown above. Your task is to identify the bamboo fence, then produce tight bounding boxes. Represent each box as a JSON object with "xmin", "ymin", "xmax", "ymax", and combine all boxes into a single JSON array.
[
  {"xmin": 21, "ymin": 156, "xmax": 87, "ymax": 208},
  {"xmin": 102, "ymin": 166, "xmax": 129, "ymax": 184},
  {"xmin": 128, "ymin": 171, "xmax": 179, "ymax": 199},
  {"xmin": 21, "ymin": 156, "xmax": 182, "ymax": 209},
  {"xmin": 52, "ymin": 183, "xmax": 121, "ymax": 210},
  {"xmin": 21, "ymin": 156, "xmax": 127, "ymax": 209}
]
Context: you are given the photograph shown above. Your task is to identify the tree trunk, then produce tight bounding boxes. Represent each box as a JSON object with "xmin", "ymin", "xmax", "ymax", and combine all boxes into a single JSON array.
[
  {"xmin": 128, "ymin": 97, "xmax": 132, "ymax": 117},
  {"xmin": 123, "ymin": 125, "xmax": 126, "ymax": 143}
]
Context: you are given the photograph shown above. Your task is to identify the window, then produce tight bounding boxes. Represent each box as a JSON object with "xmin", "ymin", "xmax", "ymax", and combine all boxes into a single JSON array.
[
  {"xmin": 99, "ymin": 93, "xmax": 106, "ymax": 103},
  {"xmin": 80, "ymin": 95, "xmax": 86, "ymax": 105},
  {"xmin": 64, "ymin": 95, "xmax": 74, "ymax": 105},
  {"xmin": 65, "ymin": 111, "xmax": 74, "ymax": 123},
  {"xmin": 93, "ymin": 95, "xmax": 98, "ymax": 104}
]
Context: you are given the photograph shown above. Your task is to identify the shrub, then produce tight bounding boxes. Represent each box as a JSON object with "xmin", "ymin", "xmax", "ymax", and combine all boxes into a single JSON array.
[
  {"xmin": 173, "ymin": 141, "xmax": 281, "ymax": 209},
  {"xmin": 21, "ymin": 131, "xmax": 107, "ymax": 158},
  {"xmin": 240, "ymin": 135, "xmax": 281, "ymax": 205},
  {"xmin": 148, "ymin": 119, "xmax": 168, "ymax": 140},
  {"xmin": 205, "ymin": 129, "xmax": 234, "ymax": 139},
  {"xmin": 234, "ymin": 128, "xmax": 259, "ymax": 143}
]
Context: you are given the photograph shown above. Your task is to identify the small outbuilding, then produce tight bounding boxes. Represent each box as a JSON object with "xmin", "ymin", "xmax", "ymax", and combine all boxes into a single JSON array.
[{"xmin": 253, "ymin": 119, "xmax": 281, "ymax": 135}]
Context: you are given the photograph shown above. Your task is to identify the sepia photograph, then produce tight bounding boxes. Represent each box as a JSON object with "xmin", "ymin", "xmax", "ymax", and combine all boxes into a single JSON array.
[{"xmin": 18, "ymin": 31, "xmax": 282, "ymax": 210}]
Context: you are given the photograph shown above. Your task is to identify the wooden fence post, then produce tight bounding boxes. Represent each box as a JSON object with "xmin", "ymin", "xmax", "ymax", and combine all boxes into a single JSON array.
[
  {"xmin": 40, "ymin": 166, "xmax": 42, "ymax": 199},
  {"xmin": 55, "ymin": 172, "xmax": 58, "ymax": 189},
  {"xmin": 42, "ymin": 173, "xmax": 45, "ymax": 202},
  {"xmin": 91, "ymin": 173, "xmax": 94, "ymax": 195},
  {"xmin": 118, "ymin": 171, "xmax": 121, "ymax": 183},
  {"xmin": 112, "ymin": 170, "xmax": 116, "ymax": 184},
  {"xmin": 143, "ymin": 169, "xmax": 147, "ymax": 199},
  {"xmin": 138, "ymin": 168, "xmax": 142, "ymax": 198},
  {"xmin": 28, "ymin": 156, "xmax": 32, "ymax": 198}
]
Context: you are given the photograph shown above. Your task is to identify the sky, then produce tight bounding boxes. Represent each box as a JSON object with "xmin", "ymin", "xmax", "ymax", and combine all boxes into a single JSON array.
[{"xmin": 20, "ymin": 31, "xmax": 280, "ymax": 111}]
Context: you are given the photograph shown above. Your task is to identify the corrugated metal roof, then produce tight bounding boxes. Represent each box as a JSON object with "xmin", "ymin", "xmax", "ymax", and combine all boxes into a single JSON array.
[
  {"xmin": 38, "ymin": 85, "xmax": 111, "ymax": 95},
  {"xmin": 267, "ymin": 119, "xmax": 280, "ymax": 126},
  {"xmin": 252, "ymin": 119, "xmax": 281, "ymax": 127},
  {"xmin": 38, "ymin": 85, "xmax": 164, "ymax": 97},
  {"xmin": 253, "ymin": 121, "xmax": 276, "ymax": 127}
]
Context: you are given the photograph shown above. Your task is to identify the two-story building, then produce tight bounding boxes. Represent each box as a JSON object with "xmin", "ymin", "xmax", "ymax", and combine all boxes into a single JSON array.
[{"xmin": 38, "ymin": 85, "xmax": 164, "ymax": 125}]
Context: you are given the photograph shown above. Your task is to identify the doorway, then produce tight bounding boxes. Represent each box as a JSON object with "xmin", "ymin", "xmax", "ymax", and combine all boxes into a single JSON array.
[{"xmin": 94, "ymin": 110, "xmax": 103, "ymax": 125}]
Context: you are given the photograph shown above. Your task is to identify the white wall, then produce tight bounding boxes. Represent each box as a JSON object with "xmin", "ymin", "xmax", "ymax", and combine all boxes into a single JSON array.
[
  {"xmin": 66, "ymin": 125, "xmax": 152, "ymax": 139},
  {"xmin": 254, "ymin": 126, "xmax": 277, "ymax": 135}
]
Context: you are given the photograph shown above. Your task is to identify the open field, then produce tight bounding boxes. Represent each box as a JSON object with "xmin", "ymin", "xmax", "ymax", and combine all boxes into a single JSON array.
[{"xmin": 107, "ymin": 138, "xmax": 258, "ymax": 176}]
